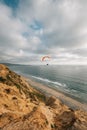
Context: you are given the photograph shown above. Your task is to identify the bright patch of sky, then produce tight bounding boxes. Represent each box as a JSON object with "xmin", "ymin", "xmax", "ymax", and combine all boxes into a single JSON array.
[
  {"xmin": 0, "ymin": 0, "xmax": 87, "ymax": 65},
  {"xmin": 30, "ymin": 20, "xmax": 43, "ymax": 30},
  {"xmin": 0, "ymin": 0, "xmax": 19, "ymax": 9}
]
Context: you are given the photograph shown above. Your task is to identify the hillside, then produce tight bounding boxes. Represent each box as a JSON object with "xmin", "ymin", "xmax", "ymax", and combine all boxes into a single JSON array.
[{"xmin": 0, "ymin": 64, "xmax": 87, "ymax": 130}]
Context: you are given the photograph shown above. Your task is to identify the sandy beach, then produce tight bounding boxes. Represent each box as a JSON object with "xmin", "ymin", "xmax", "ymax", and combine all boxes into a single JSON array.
[
  {"xmin": 26, "ymin": 77, "xmax": 87, "ymax": 112},
  {"xmin": 0, "ymin": 64, "xmax": 87, "ymax": 130}
]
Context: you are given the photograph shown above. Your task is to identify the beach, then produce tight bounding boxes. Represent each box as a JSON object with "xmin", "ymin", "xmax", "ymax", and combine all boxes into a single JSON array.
[
  {"xmin": 7, "ymin": 64, "xmax": 87, "ymax": 111},
  {"xmin": 0, "ymin": 64, "xmax": 87, "ymax": 130},
  {"xmin": 26, "ymin": 77, "xmax": 87, "ymax": 112},
  {"xmin": 9, "ymin": 65, "xmax": 87, "ymax": 105}
]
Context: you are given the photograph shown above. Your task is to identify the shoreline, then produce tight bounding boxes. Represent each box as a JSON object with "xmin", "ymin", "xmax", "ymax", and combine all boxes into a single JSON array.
[{"xmin": 26, "ymin": 77, "xmax": 87, "ymax": 112}]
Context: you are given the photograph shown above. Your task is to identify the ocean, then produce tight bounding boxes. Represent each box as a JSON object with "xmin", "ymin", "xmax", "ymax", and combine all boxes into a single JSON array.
[{"xmin": 8, "ymin": 64, "xmax": 87, "ymax": 104}]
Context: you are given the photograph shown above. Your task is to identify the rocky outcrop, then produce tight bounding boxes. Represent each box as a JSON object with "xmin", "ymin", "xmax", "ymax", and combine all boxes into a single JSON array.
[{"xmin": 0, "ymin": 64, "xmax": 87, "ymax": 130}]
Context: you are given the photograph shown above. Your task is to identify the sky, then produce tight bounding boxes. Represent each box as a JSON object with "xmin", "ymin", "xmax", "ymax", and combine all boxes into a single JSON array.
[{"xmin": 0, "ymin": 0, "xmax": 87, "ymax": 65}]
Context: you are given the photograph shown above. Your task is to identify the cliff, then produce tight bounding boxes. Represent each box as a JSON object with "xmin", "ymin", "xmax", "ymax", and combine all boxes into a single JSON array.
[{"xmin": 0, "ymin": 64, "xmax": 87, "ymax": 130}]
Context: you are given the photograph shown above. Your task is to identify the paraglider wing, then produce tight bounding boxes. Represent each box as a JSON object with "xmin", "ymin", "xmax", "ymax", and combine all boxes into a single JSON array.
[
  {"xmin": 41, "ymin": 56, "xmax": 51, "ymax": 61},
  {"xmin": 41, "ymin": 56, "xmax": 51, "ymax": 65}
]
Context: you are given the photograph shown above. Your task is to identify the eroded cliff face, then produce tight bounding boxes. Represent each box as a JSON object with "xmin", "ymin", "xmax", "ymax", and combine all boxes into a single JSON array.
[{"xmin": 0, "ymin": 64, "xmax": 87, "ymax": 130}]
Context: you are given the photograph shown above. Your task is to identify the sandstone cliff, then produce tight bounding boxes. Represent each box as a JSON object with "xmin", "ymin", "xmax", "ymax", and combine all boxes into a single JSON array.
[{"xmin": 0, "ymin": 64, "xmax": 87, "ymax": 130}]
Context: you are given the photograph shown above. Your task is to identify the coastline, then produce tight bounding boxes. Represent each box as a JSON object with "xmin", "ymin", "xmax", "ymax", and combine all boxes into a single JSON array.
[
  {"xmin": 26, "ymin": 77, "xmax": 87, "ymax": 112},
  {"xmin": 0, "ymin": 64, "xmax": 87, "ymax": 130}
]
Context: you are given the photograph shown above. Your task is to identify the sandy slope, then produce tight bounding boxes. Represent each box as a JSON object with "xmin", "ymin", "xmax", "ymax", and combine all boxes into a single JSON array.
[{"xmin": 0, "ymin": 64, "xmax": 87, "ymax": 130}]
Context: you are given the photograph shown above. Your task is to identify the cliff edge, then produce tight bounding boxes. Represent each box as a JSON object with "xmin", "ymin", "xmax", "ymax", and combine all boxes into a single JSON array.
[{"xmin": 0, "ymin": 64, "xmax": 87, "ymax": 130}]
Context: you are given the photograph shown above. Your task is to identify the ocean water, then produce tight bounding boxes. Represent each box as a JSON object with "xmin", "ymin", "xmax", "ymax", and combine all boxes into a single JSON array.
[{"xmin": 8, "ymin": 65, "xmax": 87, "ymax": 104}]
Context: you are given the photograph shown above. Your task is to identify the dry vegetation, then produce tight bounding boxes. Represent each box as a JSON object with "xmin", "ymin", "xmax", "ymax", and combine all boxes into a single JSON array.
[{"xmin": 0, "ymin": 64, "xmax": 87, "ymax": 130}]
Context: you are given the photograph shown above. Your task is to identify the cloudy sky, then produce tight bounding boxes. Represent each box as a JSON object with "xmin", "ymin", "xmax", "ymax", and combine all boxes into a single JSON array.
[{"xmin": 0, "ymin": 0, "xmax": 87, "ymax": 65}]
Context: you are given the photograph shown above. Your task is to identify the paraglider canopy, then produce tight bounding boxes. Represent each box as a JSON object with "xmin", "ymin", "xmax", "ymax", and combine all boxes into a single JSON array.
[
  {"xmin": 41, "ymin": 56, "xmax": 51, "ymax": 65},
  {"xmin": 41, "ymin": 56, "xmax": 51, "ymax": 61}
]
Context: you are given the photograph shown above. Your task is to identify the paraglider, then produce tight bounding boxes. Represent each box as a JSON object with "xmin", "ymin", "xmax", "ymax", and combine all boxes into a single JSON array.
[{"xmin": 41, "ymin": 56, "xmax": 51, "ymax": 65}]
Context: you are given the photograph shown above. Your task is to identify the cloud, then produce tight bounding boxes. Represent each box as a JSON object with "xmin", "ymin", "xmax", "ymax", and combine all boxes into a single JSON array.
[
  {"xmin": 0, "ymin": 0, "xmax": 87, "ymax": 64},
  {"xmin": 0, "ymin": 2, "xmax": 41, "ymax": 64},
  {"xmin": 17, "ymin": 0, "xmax": 87, "ymax": 50},
  {"xmin": 0, "ymin": 3, "xmax": 26, "ymax": 49}
]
